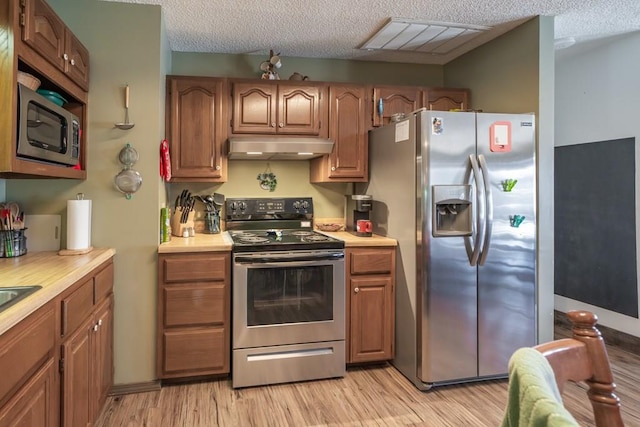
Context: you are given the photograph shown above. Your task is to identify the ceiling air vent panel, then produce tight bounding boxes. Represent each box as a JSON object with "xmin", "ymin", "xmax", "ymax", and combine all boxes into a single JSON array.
[{"xmin": 360, "ymin": 18, "xmax": 491, "ymax": 56}]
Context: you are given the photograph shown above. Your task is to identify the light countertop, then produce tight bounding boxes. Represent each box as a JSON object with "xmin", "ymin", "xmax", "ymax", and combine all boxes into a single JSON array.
[
  {"xmin": 158, "ymin": 232, "xmax": 234, "ymax": 253},
  {"xmin": 158, "ymin": 231, "xmax": 396, "ymax": 253},
  {"xmin": 0, "ymin": 248, "xmax": 116, "ymax": 335},
  {"xmin": 318, "ymin": 231, "xmax": 398, "ymax": 247}
]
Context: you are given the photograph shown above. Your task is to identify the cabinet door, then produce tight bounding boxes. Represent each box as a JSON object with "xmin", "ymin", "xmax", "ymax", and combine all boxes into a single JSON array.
[
  {"xmin": 167, "ymin": 77, "xmax": 226, "ymax": 181},
  {"xmin": 91, "ymin": 296, "xmax": 113, "ymax": 421},
  {"xmin": 61, "ymin": 317, "xmax": 93, "ymax": 427},
  {"xmin": 231, "ymin": 83, "xmax": 277, "ymax": 134},
  {"xmin": 311, "ymin": 85, "xmax": 367, "ymax": 182},
  {"xmin": 0, "ymin": 358, "xmax": 57, "ymax": 427},
  {"xmin": 277, "ymin": 85, "xmax": 324, "ymax": 135},
  {"xmin": 21, "ymin": 0, "xmax": 66, "ymax": 71},
  {"xmin": 426, "ymin": 88, "xmax": 470, "ymax": 111},
  {"xmin": 64, "ymin": 30, "xmax": 90, "ymax": 90},
  {"xmin": 372, "ymin": 86, "xmax": 422, "ymax": 127},
  {"xmin": 349, "ymin": 276, "xmax": 394, "ymax": 363}
]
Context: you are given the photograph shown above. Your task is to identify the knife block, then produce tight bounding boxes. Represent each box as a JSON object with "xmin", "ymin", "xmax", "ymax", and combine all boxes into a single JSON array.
[{"xmin": 170, "ymin": 208, "xmax": 195, "ymax": 237}]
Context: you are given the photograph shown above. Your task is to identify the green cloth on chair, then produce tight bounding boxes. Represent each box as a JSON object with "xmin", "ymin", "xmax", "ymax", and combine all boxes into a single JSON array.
[{"xmin": 501, "ymin": 347, "xmax": 579, "ymax": 427}]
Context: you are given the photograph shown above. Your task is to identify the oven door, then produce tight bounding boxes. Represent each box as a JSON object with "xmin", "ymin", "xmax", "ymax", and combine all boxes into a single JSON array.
[{"xmin": 233, "ymin": 250, "xmax": 345, "ymax": 349}]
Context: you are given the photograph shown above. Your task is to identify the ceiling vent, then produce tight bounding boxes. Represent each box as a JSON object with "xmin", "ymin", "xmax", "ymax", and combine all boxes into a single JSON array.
[{"xmin": 360, "ymin": 18, "xmax": 491, "ymax": 55}]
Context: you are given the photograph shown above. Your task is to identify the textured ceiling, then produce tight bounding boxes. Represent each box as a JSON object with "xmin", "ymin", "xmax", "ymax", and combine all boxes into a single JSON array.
[{"xmin": 103, "ymin": 0, "xmax": 640, "ymax": 64}]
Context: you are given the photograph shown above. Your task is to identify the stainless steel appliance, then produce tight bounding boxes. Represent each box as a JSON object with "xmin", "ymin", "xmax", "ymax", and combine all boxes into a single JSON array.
[
  {"xmin": 16, "ymin": 84, "xmax": 80, "ymax": 167},
  {"xmin": 226, "ymin": 197, "xmax": 346, "ymax": 388},
  {"xmin": 364, "ymin": 110, "xmax": 537, "ymax": 389}
]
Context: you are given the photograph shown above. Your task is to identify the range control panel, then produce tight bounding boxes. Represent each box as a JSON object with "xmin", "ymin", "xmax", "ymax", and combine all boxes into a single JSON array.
[{"xmin": 225, "ymin": 197, "xmax": 313, "ymax": 218}]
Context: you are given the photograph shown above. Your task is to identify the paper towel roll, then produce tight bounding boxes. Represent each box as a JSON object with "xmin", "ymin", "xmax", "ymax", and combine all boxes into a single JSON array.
[{"xmin": 67, "ymin": 199, "xmax": 92, "ymax": 250}]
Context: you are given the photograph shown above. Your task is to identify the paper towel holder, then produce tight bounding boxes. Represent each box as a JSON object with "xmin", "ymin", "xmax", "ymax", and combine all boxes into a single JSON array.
[{"xmin": 59, "ymin": 193, "xmax": 94, "ymax": 256}]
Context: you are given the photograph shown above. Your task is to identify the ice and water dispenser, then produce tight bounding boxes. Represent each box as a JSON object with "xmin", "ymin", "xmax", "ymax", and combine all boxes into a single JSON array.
[{"xmin": 432, "ymin": 185, "xmax": 472, "ymax": 237}]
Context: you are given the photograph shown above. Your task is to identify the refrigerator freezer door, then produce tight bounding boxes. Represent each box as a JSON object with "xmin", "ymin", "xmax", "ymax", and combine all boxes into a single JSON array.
[
  {"xmin": 476, "ymin": 113, "xmax": 537, "ymax": 377},
  {"xmin": 418, "ymin": 111, "xmax": 479, "ymax": 383}
]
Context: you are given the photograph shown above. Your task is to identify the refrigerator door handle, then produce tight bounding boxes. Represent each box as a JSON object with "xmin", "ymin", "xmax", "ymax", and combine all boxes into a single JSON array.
[
  {"xmin": 477, "ymin": 154, "xmax": 493, "ymax": 265},
  {"xmin": 465, "ymin": 154, "xmax": 485, "ymax": 266}
]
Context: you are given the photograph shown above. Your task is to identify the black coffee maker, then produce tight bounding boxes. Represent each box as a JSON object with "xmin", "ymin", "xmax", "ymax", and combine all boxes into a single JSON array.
[{"xmin": 349, "ymin": 194, "xmax": 373, "ymax": 237}]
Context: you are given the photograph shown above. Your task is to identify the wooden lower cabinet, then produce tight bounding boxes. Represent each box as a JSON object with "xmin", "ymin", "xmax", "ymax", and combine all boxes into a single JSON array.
[
  {"xmin": 0, "ymin": 302, "xmax": 57, "ymax": 427},
  {"xmin": 346, "ymin": 247, "xmax": 396, "ymax": 364},
  {"xmin": 60, "ymin": 260, "xmax": 114, "ymax": 427},
  {"xmin": 157, "ymin": 252, "xmax": 231, "ymax": 379},
  {"xmin": 0, "ymin": 257, "xmax": 114, "ymax": 427}
]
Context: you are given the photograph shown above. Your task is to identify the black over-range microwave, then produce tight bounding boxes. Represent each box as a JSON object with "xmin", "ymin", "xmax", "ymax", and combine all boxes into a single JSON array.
[{"xmin": 16, "ymin": 84, "xmax": 80, "ymax": 167}]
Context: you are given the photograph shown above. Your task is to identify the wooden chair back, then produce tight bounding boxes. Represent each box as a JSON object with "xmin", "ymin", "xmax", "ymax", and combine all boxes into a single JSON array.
[{"xmin": 534, "ymin": 310, "xmax": 624, "ymax": 427}]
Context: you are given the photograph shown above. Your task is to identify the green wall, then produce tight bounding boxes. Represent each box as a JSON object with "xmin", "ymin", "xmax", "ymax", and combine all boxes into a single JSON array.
[
  {"xmin": 445, "ymin": 16, "xmax": 556, "ymax": 343},
  {"xmin": 7, "ymin": 0, "xmax": 167, "ymax": 385},
  {"xmin": 172, "ymin": 52, "xmax": 443, "ymax": 85}
]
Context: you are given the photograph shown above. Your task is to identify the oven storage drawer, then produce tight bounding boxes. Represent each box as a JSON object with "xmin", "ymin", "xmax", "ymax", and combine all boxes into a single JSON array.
[{"xmin": 232, "ymin": 340, "xmax": 345, "ymax": 388}]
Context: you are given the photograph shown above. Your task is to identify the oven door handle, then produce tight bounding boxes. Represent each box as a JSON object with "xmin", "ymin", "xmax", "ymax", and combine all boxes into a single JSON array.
[{"xmin": 235, "ymin": 252, "xmax": 345, "ymax": 264}]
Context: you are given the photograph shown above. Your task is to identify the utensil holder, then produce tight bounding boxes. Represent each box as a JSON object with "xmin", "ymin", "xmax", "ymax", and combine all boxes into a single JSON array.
[
  {"xmin": 0, "ymin": 229, "xmax": 27, "ymax": 258},
  {"xmin": 204, "ymin": 211, "xmax": 220, "ymax": 234},
  {"xmin": 170, "ymin": 209, "xmax": 195, "ymax": 237}
]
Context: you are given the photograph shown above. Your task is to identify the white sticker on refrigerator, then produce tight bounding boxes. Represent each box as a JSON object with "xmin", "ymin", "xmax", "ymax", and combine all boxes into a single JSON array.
[
  {"xmin": 395, "ymin": 120, "xmax": 409, "ymax": 142},
  {"xmin": 432, "ymin": 117, "xmax": 443, "ymax": 135}
]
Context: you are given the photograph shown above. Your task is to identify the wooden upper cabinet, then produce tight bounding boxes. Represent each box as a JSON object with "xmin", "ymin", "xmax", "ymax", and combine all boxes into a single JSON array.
[
  {"xmin": 231, "ymin": 81, "xmax": 327, "ymax": 137},
  {"xmin": 21, "ymin": 0, "xmax": 90, "ymax": 90},
  {"xmin": 426, "ymin": 88, "xmax": 470, "ymax": 111},
  {"xmin": 64, "ymin": 30, "xmax": 90, "ymax": 90},
  {"xmin": 166, "ymin": 76, "xmax": 227, "ymax": 182},
  {"xmin": 372, "ymin": 86, "xmax": 423, "ymax": 127},
  {"xmin": 310, "ymin": 84, "xmax": 368, "ymax": 182},
  {"xmin": 231, "ymin": 83, "xmax": 277, "ymax": 134}
]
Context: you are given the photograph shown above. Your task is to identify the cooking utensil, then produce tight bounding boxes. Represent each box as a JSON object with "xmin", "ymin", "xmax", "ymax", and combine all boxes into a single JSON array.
[
  {"xmin": 114, "ymin": 168, "xmax": 143, "ymax": 199},
  {"xmin": 213, "ymin": 193, "xmax": 224, "ymax": 210},
  {"xmin": 115, "ymin": 84, "xmax": 135, "ymax": 130}
]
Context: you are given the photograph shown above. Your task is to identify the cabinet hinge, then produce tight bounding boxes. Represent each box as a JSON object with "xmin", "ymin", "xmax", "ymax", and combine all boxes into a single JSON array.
[
  {"xmin": 20, "ymin": 13, "xmax": 25, "ymax": 26},
  {"xmin": 20, "ymin": 0, "xmax": 25, "ymax": 7},
  {"xmin": 59, "ymin": 358, "xmax": 64, "ymax": 373}
]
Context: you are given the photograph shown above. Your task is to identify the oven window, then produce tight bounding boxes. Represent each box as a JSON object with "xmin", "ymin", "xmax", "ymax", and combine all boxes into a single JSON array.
[{"xmin": 246, "ymin": 265, "xmax": 333, "ymax": 326}]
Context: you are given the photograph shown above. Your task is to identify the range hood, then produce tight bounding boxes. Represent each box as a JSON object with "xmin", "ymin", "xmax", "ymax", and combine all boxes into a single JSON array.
[{"xmin": 228, "ymin": 137, "xmax": 334, "ymax": 160}]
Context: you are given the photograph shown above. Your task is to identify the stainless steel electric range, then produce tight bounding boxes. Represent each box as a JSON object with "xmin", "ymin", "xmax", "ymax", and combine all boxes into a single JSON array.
[{"xmin": 225, "ymin": 197, "xmax": 346, "ymax": 388}]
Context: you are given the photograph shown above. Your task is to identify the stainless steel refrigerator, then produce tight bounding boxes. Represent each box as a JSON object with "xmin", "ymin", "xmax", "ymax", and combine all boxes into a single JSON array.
[{"xmin": 362, "ymin": 110, "xmax": 537, "ymax": 389}]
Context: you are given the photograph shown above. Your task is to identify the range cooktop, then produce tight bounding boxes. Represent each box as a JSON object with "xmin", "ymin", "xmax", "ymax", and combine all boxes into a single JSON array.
[{"xmin": 228, "ymin": 229, "xmax": 344, "ymax": 252}]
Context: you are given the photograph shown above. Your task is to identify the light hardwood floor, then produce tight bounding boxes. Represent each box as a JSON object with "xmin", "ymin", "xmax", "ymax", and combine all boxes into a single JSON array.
[{"xmin": 96, "ymin": 332, "xmax": 640, "ymax": 427}]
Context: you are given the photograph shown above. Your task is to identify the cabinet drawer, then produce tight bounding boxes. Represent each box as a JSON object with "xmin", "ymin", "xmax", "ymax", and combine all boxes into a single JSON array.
[
  {"xmin": 162, "ymin": 253, "xmax": 228, "ymax": 282},
  {"xmin": 0, "ymin": 303, "xmax": 55, "ymax": 404},
  {"xmin": 94, "ymin": 262, "xmax": 114, "ymax": 304},
  {"xmin": 350, "ymin": 249, "xmax": 395, "ymax": 275},
  {"xmin": 163, "ymin": 328, "xmax": 226, "ymax": 373},
  {"xmin": 164, "ymin": 284, "xmax": 226, "ymax": 327},
  {"xmin": 61, "ymin": 277, "xmax": 93, "ymax": 337}
]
